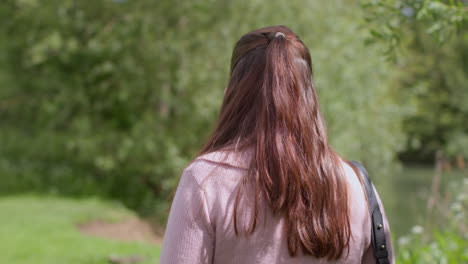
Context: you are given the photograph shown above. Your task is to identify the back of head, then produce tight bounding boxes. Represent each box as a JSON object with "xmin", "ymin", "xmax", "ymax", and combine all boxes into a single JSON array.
[{"xmin": 200, "ymin": 25, "xmax": 350, "ymax": 260}]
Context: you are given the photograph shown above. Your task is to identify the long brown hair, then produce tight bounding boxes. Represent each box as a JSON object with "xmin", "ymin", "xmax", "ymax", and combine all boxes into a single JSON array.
[{"xmin": 199, "ymin": 25, "xmax": 351, "ymax": 260}]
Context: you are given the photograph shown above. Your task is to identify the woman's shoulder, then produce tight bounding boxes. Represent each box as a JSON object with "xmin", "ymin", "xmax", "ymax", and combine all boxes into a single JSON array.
[
  {"xmin": 192, "ymin": 146, "xmax": 253, "ymax": 170},
  {"xmin": 180, "ymin": 147, "xmax": 253, "ymax": 190},
  {"xmin": 338, "ymin": 158, "xmax": 367, "ymax": 197},
  {"xmin": 338, "ymin": 158, "xmax": 357, "ymax": 176}
]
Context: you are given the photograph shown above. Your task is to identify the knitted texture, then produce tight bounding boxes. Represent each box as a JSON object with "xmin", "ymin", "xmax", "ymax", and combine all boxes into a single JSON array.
[{"xmin": 160, "ymin": 148, "xmax": 394, "ymax": 264}]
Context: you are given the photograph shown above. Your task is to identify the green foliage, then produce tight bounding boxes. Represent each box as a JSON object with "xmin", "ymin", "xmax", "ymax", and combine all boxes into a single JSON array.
[
  {"xmin": 0, "ymin": 0, "xmax": 405, "ymax": 218},
  {"xmin": 398, "ymin": 230, "xmax": 468, "ymax": 263},
  {"xmin": 397, "ymin": 34, "xmax": 468, "ymax": 160},
  {"xmin": 0, "ymin": 195, "xmax": 161, "ymax": 264},
  {"xmin": 362, "ymin": 0, "xmax": 468, "ymax": 161},
  {"xmin": 362, "ymin": 0, "xmax": 468, "ymax": 57},
  {"xmin": 396, "ymin": 176, "xmax": 468, "ymax": 263}
]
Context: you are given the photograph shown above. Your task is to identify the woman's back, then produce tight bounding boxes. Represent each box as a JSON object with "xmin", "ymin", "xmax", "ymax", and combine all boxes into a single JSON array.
[
  {"xmin": 160, "ymin": 25, "xmax": 394, "ymax": 263},
  {"xmin": 159, "ymin": 147, "xmax": 394, "ymax": 263}
]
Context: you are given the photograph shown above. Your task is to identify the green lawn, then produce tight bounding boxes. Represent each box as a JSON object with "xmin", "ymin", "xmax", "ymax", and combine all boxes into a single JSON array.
[{"xmin": 0, "ymin": 195, "xmax": 161, "ymax": 264}]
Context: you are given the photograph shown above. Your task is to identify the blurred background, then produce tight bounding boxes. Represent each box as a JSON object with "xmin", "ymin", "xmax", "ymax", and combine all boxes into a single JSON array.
[{"xmin": 0, "ymin": 0, "xmax": 467, "ymax": 263}]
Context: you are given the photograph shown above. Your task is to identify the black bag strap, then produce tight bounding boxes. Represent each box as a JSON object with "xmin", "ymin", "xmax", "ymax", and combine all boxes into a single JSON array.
[{"xmin": 350, "ymin": 161, "xmax": 390, "ymax": 264}]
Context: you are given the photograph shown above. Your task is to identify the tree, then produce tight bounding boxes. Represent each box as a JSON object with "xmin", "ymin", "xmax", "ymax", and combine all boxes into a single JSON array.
[
  {"xmin": 0, "ymin": 0, "xmax": 405, "ymax": 218},
  {"xmin": 362, "ymin": 0, "xmax": 468, "ymax": 161}
]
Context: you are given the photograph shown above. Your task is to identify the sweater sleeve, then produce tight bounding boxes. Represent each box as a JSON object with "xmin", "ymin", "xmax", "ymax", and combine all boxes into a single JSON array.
[
  {"xmin": 159, "ymin": 165, "xmax": 215, "ymax": 264},
  {"xmin": 362, "ymin": 185, "xmax": 395, "ymax": 264}
]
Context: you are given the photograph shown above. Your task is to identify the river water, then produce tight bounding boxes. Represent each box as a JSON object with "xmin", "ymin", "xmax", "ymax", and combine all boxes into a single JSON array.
[{"xmin": 374, "ymin": 165, "xmax": 467, "ymax": 241}]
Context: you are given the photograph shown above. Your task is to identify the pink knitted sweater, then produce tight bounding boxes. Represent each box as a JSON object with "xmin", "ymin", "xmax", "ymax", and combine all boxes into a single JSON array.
[{"xmin": 160, "ymin": 147, "xmax": 394, "ymax": 264}]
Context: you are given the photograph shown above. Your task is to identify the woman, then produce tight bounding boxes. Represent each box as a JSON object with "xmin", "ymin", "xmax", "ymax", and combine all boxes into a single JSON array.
[{"xmin": 160, "ymin": 25, "xmax": 394, "ymax": 264}]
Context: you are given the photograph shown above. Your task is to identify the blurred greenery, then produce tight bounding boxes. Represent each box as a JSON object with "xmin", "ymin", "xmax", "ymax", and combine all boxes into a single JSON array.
[
  {"xmin": 395, "ymin": 174, "xmax": 468, "ymax": 263},
  {"xmin": 363, "ymin": 0, "xmax": 467, "ymax": 56},
  {"xmin": 363, "ymin": 0, "xmax": 468, "ymax": 161},
  {"xmin": 0, "ymin": 0, "xmax": 408, "ymax": 217},
  {"xmin": 376, "ymin": 165, "xmax": 466, "ymax": 239},
  {"xmin": 0, "ymin": 195, "xmax": 161, "ymax": 264},
  {"xmin": 0, "ymin": 0, "xmax": 467, "ymax": 261}
]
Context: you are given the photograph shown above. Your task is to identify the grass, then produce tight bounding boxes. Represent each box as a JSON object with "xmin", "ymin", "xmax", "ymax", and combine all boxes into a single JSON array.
[{"xmin": 0, "ymin": 195, "xmax": 161, "ymax": 264}]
